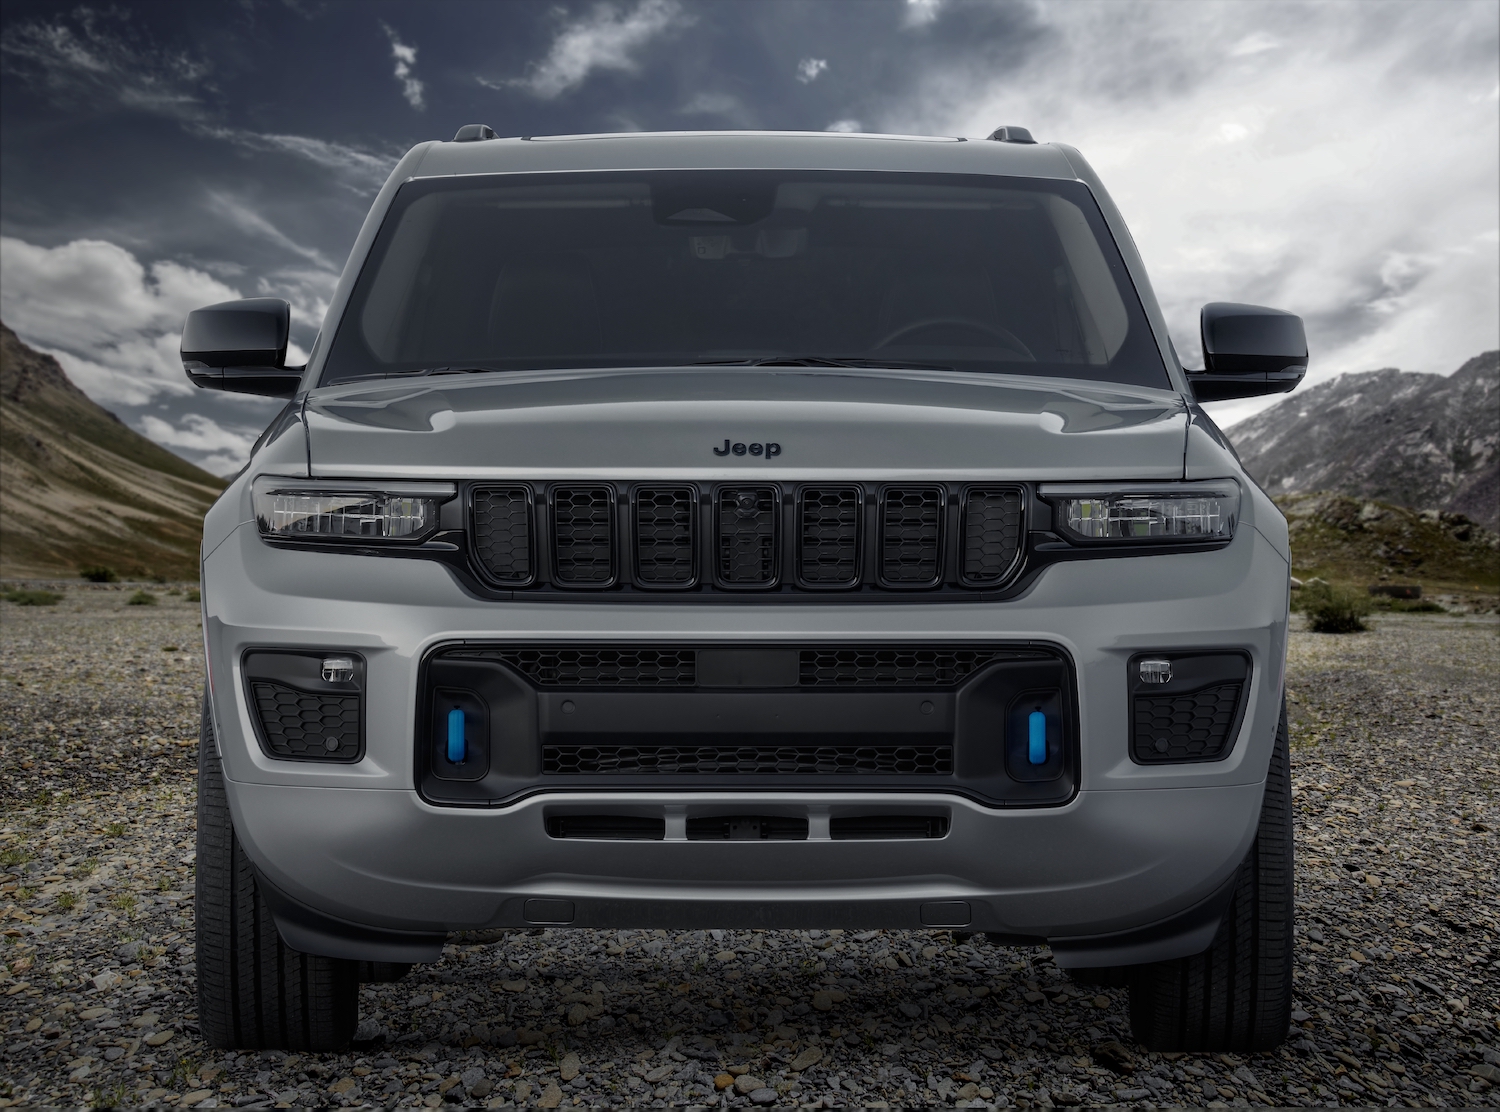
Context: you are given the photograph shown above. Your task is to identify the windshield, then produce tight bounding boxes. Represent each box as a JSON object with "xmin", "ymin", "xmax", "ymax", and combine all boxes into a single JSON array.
[{"xmin": 321, "ymin": 170, "xmax": 1170, "ymax": 389}]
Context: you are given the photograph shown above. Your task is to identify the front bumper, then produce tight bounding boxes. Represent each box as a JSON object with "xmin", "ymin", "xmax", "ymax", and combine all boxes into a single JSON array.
[
  {"xmin": 204, "ymin": 515, "xmax": 1288, "ymax": 962},
  {"xmin": 231, "ymin": 782, "xmax": 1261, "ymax": 967}
]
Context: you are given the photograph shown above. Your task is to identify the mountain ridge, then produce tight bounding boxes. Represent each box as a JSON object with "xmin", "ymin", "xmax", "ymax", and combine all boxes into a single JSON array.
[
  {"xmin": 0, "ymin": 322, "xmax": 226, "ymax": 579},
  {"xmin": 1228, "ymin": 351, "xmax": 1499, "ymax": 529}
]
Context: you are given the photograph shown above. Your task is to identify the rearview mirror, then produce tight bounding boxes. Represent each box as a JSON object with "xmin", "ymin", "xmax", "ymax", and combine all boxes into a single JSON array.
[
  {"xmin": 181, "ymin": 298, "xmax": 304, "ymax": 398},
  {"xmin": 1186, "ymin": 302, "xmax": 1307, "ymax": 403}
]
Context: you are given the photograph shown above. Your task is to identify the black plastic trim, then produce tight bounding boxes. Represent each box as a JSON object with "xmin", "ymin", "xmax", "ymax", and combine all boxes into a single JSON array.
[
  {"xmin": 240, "ymin": 648, "xmax": 366, "ymax": 764},
  {"xmin": 413, "ymin": 639, "xmax": 1082, "ymax": 811},
  {"xmin": 251, "ymin": 863, "xmax": 445, "ymax": 963}
]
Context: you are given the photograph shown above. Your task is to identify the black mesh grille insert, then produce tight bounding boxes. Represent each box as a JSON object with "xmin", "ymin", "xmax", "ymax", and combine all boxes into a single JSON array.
[
  {"xmin": 635, "ymin": 487, "xmax": 695, "ymax": 585},
  {"xmin": 1132, "ymin": 683, "xmax": 1243, "ymax": 762},
  {"xmin": 962, "ymin": 487, "xmax": 1024, "ymax": 584},
  {"xmin": 881, "ymin": 487, "xmax": 943, "ymax": 584},
  {"xmin": 799, "ymin": 648, "xmax": 1027, "ymax": 686},
  {"xmin": 250, "ymin": 681, "xmax": 361, "ymax": 761},
  {"xmin": 459, "ymin": 648, "xmax": 698, "ymax": 686},
  {"xmin": 552, "ymin": 487, "xmax": 614, "ymax": 583},
  {"xmin": 799, "ymin": 487, "xmax": 860, "ymax": 584},
  {"xmin": 717, "ymin": 487, "xmax": 778, "ymax": 584},
  {"xmin": 544, "ymin": 744, "xmax": 952, "ymax": 775},
  {"xmin": 471, "ymin": 486, "xmax": 532, "ymax": 584}
]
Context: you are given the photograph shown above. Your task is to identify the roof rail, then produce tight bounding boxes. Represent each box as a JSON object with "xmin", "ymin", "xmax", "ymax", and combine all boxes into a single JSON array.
[
  {"xmin": 986, "ymin": 126, "xmax": 1036, "ymax": 144},
  {"xmin": 452, "ymin": 124, "xmax": 497, "ymax": 143}
]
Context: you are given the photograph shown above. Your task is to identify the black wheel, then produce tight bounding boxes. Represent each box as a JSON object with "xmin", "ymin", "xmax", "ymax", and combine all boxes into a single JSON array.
[
  {"xmin": 196, "ymin": 692, "xmax": 359, "ymax": 1050},
  {"xmin": 1125, "ymin": 703, "xmax": 1295, "ymax": 1052}
]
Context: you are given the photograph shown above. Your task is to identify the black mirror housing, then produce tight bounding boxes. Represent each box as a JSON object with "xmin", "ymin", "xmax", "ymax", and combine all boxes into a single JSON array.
[
  {"xmin": 181, "ymin": 298, "xmax": 303, "ymax": 398},
  {"xmin": 1186, "ymin": 302, "xmax": 1308, "ymax": 403}
]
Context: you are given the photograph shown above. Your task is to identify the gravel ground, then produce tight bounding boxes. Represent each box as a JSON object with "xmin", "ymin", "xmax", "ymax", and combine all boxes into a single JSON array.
[{"xmin": 1, "ymin": 588, "xmax": 1497, "ymax": 1108}]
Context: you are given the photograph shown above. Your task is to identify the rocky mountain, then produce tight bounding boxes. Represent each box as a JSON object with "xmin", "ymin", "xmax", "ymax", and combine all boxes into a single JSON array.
[
  {"xmin": 0, "ymin": 323, "xmax": 225, "ymax": 579},
  {"xmin": 1229, "ymin": 351, "xmax": 1499, "ymax": 529}
]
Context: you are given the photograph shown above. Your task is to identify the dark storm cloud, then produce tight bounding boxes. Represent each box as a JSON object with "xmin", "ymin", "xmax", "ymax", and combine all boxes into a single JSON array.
[{"xmin": 1, "ymin": 0, "xmax": 1496, "ymax": 470}]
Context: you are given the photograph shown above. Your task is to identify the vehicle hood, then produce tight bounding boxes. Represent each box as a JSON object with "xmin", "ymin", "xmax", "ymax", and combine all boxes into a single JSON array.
[{"xmin": 301, "ymin": 368, "xmax": 1187, "ymax": 480}]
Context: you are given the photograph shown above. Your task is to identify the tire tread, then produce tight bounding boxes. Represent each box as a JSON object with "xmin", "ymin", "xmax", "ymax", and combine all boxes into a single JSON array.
[{"xmin": 196, "ymin": 693, "xmax": 358, "ymax": 1050}]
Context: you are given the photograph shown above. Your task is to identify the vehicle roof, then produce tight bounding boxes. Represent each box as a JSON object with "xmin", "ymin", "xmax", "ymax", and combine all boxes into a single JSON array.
[{"xmin": 408, "ymin": 130, "xmax": 1082, "ymax": 181}]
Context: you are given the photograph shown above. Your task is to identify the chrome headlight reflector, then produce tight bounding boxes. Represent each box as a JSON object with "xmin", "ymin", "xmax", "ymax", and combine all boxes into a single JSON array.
[
  {"xmin": 1041, "ymin": 482, "xmax": 1239, "ymax": 544},
  {"xmin": 253, "ymin": 477, "xmax": 455, "ymax": 543}
]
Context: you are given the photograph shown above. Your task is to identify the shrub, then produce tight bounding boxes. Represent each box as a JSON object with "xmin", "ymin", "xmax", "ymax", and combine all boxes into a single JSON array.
[
  {"xmin": 1301, "ymin": 581, "xmax": 1371, "ymax": 633},
  {"xmin": 185, "ymin": 588, "xmax": 201, "ymax": 603},
  {"xmin": 3, "ymin": 589, "xmax": 61, "ymax": 606},
  {"xmin": 126, "ymin": 590, "xmax": 158, "ymax": 606},
  {"xmin": 79, "ymin": 566, "xmax": 117, "ymax": 583}
]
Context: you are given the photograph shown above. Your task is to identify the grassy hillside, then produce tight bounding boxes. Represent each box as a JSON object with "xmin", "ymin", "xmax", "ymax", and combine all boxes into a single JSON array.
[
  {"xmin": 1280, "ymin": 491, "xmax": 1499, "ymax": 597},
  {"xmin": 0, "ymin": 323, "xmax": 227, "ymax": 580}
]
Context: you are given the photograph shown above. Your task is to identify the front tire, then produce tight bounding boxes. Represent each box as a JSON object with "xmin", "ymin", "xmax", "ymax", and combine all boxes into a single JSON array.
[
  {"xmin": 196, "ymin": 693, "xmax": 359, "ymax": 1050},
  {"xmin": 1125, "ymin": 703, "xmax": 1295, "ymax": 1052}
]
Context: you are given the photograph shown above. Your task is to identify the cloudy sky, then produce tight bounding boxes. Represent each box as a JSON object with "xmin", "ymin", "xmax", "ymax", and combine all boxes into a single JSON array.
[{"xmin": 2, "ymin": 0, "xmax": 1496, "ymax": 474}]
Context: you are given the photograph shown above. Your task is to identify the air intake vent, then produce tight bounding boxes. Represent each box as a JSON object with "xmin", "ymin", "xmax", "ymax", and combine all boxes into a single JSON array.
[
  {"xmin": 799, "ymin": 487, "xmax": 860, "ymax": 584},
  {"xmin": 961, "ymin": 487, "xmax": 1024, "ymax": 585},
  {"xmin": 463, "ymin": 648, "xmax": 697, "ymax": 686},
  {"xmin": 880, "ymin": 487, "xmax": 943, "ymax": 585},
  {"xmin": 552, "ymin": 487, "xmax": 614, "ymax": 584},
  {"xmin": 250, "ymin": 682, "xmax": 361, "ymax": 761},
  {"xmin": 799, "ymin": 647, "xmax": 1029, "ymax": 686},
  {"xmin": 634, "ymin": 487, "xmax": 695, "ymax": 585},
  {"xmin": 1133, "ymin": 684, "xmax": 1243, "ymax": 763},
  {"xmin": 717, "ymin": 487, "xmax": 778, "ymax": 585},
  {"xmin": 543, "ymin": 743, "xmax": 952, "ymax": 775},
  {"xmin": 471, "ymin": 486, "xmax": 532, "ymax": 584}
]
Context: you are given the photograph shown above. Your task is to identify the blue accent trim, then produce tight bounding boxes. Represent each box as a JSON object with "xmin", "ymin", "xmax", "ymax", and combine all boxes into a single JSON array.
[
  {"xmin": 447, "ymin": 707, "xmax": 466, "ymax": 763},
  {"xmin": 1028, "ymin": 710, "xmax": 1047, "ymax": 765}
]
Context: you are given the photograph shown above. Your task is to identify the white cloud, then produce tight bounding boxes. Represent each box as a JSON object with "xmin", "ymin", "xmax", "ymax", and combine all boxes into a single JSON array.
[
  {"xmin": 825, "ymin": 119, "xmax": 863, "ymax": 133},
  {"xmin": 192, "ymin": 126, "xmax": 397, "ymax": 192},
  {"xmin": 903, "ymin": 0, "xmax": 943, "ymax": 29},
  {"xmin": 506, "ymin": 0, "xmax": 686, "ymax": 99},
  {"xmin": 0, "ymin": 7, "xmax": 212, "ymax": 119},
  {"xmin": 797, "ymin": 57, "xmax": 828, "ymax": 84},
  {"xmin": 0, "ymin": 236, "xmax": 243, "ymax": 406},
  {"xmin": 380, "ymin": 23, "xmax": 425, "ymax": 110},
  {"xmin": 884, "ymin": 0, "xmax": 1499, "ymax": 419},
  {"xmin": 204, "ymin": 192, "xmax": 334, "ymax": 270},
  {"xmin": 137, "ymin": 413, "xmax": 259, "ymax": 475}
]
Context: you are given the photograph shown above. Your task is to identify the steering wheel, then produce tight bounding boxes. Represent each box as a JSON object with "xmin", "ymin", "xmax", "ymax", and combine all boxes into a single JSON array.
[{"xmin": 873, "ymin": 317, "xmax": 1035, "ymax": 361}]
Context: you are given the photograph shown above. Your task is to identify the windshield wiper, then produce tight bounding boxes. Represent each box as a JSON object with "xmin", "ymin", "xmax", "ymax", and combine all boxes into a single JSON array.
[{"xmin": 692, "ymin": 355, "xmax": 954, "ymax": 371}]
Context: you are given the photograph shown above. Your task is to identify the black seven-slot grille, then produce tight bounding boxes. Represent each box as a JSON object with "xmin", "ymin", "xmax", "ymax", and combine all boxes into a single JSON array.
[{"xmin": 469, "ymin": 483, "xmax": 1024, "ymax": 592}]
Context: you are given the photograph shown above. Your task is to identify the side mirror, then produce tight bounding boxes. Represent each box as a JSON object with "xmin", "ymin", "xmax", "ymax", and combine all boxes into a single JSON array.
[
  {"xmin": 1185, "ymin": 302, "xmax": 1307, "ymax": 403},
  {"xmin": 181, "ymin": 298, "xmax": 303, "ymax": 398}
]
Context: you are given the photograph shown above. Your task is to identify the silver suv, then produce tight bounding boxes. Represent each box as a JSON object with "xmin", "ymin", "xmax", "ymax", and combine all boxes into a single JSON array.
[{"xmin": 184, "ymin": 126, "xmax": 1308, "ymax": 1053}]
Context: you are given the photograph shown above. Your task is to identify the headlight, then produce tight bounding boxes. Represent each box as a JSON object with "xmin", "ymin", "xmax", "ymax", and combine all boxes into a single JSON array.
[
  {"xmin": 252, "ymin": 477, "xmax": 454, "ymax": 543},
  {"xmin": 1042, "ymin": 482, "xmax": 1239, "ymax": 543}
]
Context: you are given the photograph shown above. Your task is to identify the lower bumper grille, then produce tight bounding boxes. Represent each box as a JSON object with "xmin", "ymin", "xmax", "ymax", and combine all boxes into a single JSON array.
[
  {"xmin": 1133, "ymin": 683, "xmax": 1242, "ymax": 762},
  {"xmin": 250, "ymin": 681, "xmax": 361, "ymax": 760},
  {"xmin": 543, "ymin": 743, "xmax": 953, "ymax": 775}
]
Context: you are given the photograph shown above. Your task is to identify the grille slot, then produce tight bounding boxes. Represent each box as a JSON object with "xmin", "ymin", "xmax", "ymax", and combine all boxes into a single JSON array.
[
  {"xmin": 543, "ymin": 744, "xmax": 952, "ymax": 775},
  {"xmin": 799, "ymin": 648, "xmax": 1033, "ymax": 686},
  {"xmin": 1132, "ymin": 683, "xmax": 1243, "ymax": 762},
  {"xmin": 830, "ymin": 815, "xmax": 950, "ymax": 840},
  {"xmin": 634, "ymin": 487, "xmax": 695, "ymax": 585},
  {"xmin": 716, "ymin": 487, "xmax": 778, "ymax": 585},
  {"xmin": 799, "ymin": 487, "xmax": 861, "ymax": 585},
  {"xmin": 880, "ymin": 487, "xmax": 944, "ymax": 585},
  {"xmin": 250, "ymin": 681, "xmax": 361, "ymax": 761},
  {"xmin": 552, "ymin": 486, "xmax": 614, "ymax": 584},
  {"xmin": 962, "ymin": 487, "xmax": 1024, "ymax": 585},
  {"xmin": 545, "ymin": 815, "xmax": 665, "ymax": 840},
  {"xmin": 456, "ymin": 648, "xmax": 697, "ymax": 686},
  {"xmin": 471, "ymin": 486, "xmax": 532, "ymax": 584}
]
